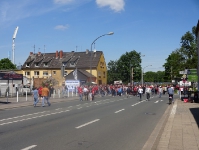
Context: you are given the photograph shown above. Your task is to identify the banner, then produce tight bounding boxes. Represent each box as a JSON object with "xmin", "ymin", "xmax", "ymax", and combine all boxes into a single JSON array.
[
  {"xmin": 0, "ymin": 73, "xmax": 23, "ymax": 80},
  {"xmin": 65, "ymin": 80, "xmax": 80, "ymax": 91}
]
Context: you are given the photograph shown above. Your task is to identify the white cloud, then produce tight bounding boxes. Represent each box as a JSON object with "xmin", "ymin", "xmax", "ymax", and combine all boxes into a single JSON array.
[
  {"xmin": 96, "ymin": 0, "xmax": 125, "ymax": 12},
  {"xmin": 53, "ymin": 0, "xmax": 74, "ymax": 5},
  {"xmin": 54, "ymin": 24, "xmax": 69, "ymax": 30}
]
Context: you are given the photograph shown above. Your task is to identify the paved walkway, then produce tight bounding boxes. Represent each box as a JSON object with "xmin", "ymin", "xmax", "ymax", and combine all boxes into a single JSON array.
[
  {"xmin": 143, "ymin": 98, "xmax": 199, "ymax": 150},
  {"xmin": 155, "ymin": 99, "xmax": 199, "ymax": 150}
]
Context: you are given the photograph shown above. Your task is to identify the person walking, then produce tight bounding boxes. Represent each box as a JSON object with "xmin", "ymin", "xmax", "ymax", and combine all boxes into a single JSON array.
[
  {"xmin": 83, "ymin": 86, "xmax": 89, "ymax": 101},
  {"xmin": 32, "ymin": 87, "xmax": 39, "ymax": 107},
  {"xmin": 168, "ymin": 85, "xmax": 174, "ymax": 104},
  {"xmin": 159, "ymin": 86, "xmax": 163, "ymax": 98},
  {"xmin": 42, "ymin": 85, "xmax": 51, "ymax": 107},
  {"xmin": 78, "ymin": 86, "xmax": 83, "ymax": 101},
  {"xmin": 38, "ymin": 86, "xmax": 43, "ymax": 101},
  {"xmin": 126, "ymin": 86, "xmax": 131, "ymax": 98},
  {"xmin": 138, "ymin": 86, "xmax": 143, "ymax": 101},
  {"xmin": 145, "ymin": 85, "xmax": 151, "ymax": 101}
]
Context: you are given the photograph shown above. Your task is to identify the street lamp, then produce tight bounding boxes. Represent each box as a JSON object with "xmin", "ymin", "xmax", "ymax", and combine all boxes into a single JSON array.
[
  {"xmin": 141, "ymin": 65, "xmax": 152, "ymax": 86},
  {"xmin": 89, "ymin": 32, "xmax": 114, "ymax": 84},
  {"xmin": 12, "ymin": 26, "xmax": 19, "ymax": 64}
]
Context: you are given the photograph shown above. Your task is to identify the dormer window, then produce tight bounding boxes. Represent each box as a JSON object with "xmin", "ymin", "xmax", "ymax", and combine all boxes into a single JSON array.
[
  {"xmin": 70, "ymin": 61, "xmax": 75, "ymax": 67},
  {"xmin": 26, "ymin": 63, "xmax": 30, "ymax": 67},
  {"xmin": 44, "ymin": 62, "xmax": 48, "ymax": 67},
  {"xmin": 35, "ymin": 63, "xmax": 39, "ymax": 67}
]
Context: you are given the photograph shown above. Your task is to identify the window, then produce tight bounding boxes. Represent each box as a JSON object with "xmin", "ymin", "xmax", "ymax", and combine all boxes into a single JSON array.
[
  {"xmin": 53, "ymin": 71, "xmax": 56, "ymax": 75},
  {"xmin": 35, "ymin": 63, "xmax": 39, "ymax": 67},
  {"xmin": 44, "ymin": 62, "xmax": 48, "ymax": 67},
  {"xmin": 98, "ymin": 71, "xmax": 101, "ymax": 78},
  {"xmin": 103, "ymin": 71, "xmax": 106, "ymax": 78},
  {"xmin": 34, "ymin": 71, "xmax": 39, "ymax": 76},
  {"xmin": 43, "ymin": 71, "xmax": 48, "ymax": 76},
  {"xmin": 25, "ymin": 71, "xmax": 30, "ymax": 76},
  {"xmin": 26, "ymin": 63, "xmax": 30, "ymax": 67},
  {"xmin": 64, "ymin": 71, "xmax": 68, "ymax": 76}
]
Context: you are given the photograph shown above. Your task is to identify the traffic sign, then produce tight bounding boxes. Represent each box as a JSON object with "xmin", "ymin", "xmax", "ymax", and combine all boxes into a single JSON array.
[{"xmin": 179, "ymin": 71, "xmax": 186, "ymax": 74}]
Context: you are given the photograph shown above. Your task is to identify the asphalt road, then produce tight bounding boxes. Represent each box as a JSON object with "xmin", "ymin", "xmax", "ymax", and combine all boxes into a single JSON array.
[{"xmin": 0, "ymin": 93, "xmax": 173, "ymax": 150}]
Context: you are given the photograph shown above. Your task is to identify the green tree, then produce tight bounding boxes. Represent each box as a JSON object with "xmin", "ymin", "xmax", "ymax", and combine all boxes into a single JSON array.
[
  {"xmin": 107, "ymin": 60, "xmax": 121, "ymax": 84},
  {"xmin": 42, "ymin": 77, "xmax": 58, "ymax": 87},
  {"xmin": 163, "ymin": 26, "xmax": 197, "ymax": 81},
  {"xmin": 0, "ymin": 58, "xmax": 16, "ymax": 70},
  {"xmin": 107, "ymin": 50, "xmax": 143, "ymax": 84}
]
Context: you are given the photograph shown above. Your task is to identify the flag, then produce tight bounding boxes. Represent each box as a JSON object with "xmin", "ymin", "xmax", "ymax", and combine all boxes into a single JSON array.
[{"xmin": 73, "ymin": 68, "xmax": 77, "ymax": 80}]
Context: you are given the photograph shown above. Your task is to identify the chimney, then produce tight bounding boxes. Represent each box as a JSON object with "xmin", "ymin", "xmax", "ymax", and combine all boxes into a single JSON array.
[
  {"xmin": 60, "ymin": 50, "xmax": 63, "ymax": 59},
  {"xmin": 30, "ymin": 52, "xmax": 33, "ymax": 55},
  {"xmin": 56, "ymin": 50, "xmax": 59, "ymax": 59}
]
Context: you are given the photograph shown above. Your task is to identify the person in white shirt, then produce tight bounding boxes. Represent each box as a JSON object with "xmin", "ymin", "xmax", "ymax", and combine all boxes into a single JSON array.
[
  {"xmin": 159, "ymin": 86, "xmax": 163, "ymax": 98},
  {"xmin": 83, "ymin": 86, "xmax": 89, "ymax": 101},
  {"xmin": 138, "ymin": 86, "xmax": 143, "ymax": 101},
  {"xmin": 145, "ymin": 85, "xmax": 151, "ymax": 101}
]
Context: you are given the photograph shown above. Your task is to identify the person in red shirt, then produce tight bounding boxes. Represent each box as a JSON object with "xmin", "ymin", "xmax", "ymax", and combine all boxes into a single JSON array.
[
  {"xmin": 77, "ymin": 86, "xmax": 83, "ymax": 101},
  {"xmin": 38, "ymin": 86, "xmax": 43, "ymax": 101}
]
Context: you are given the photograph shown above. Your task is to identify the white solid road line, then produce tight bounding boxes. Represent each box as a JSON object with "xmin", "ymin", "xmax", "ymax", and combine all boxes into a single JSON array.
[
  {"xmin": 21, "ymin": 145, "xmax": 37, "ymax": 150},
  {"xmin": 75, "ymin": 119, "xmax": 100, "ymax": 129},
  {"xmin": 115, "ymin": 109, "xmax": 125, "ymax": 113}
]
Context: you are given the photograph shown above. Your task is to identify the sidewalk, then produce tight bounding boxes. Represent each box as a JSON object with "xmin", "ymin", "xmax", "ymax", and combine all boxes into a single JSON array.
[
  {"xmin": 155, "ymin": 99, "xmax": 199, "ymax": 150},
  {"xmin": 0, "ymin": 95, "xmax": 79, "ymax": 110}
]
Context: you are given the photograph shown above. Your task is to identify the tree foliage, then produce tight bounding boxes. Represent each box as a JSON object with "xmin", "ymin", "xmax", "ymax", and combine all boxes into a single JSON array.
[
  {"xmin": 107, "ymin": 50, "xmax": 142, "ymax": 84},
  {"xmin": 42, "ymin": 76, "xmax": 59, "ymax": 87},
  {"xmin": 163, "ymin": 26, "xmax": 197, "ymax": 81},
  {"xmin": 0, "ymin": 58, "xmax": 16, "ymax": 70}
]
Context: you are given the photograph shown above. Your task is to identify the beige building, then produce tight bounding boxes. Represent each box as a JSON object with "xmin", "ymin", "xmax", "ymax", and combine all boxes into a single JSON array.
[{"xmin": 18, "ymin": 50, "xmax": 108, "ymax": 87}]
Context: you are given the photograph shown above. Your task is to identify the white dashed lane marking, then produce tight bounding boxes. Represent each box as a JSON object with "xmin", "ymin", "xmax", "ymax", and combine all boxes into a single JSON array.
[
  {"xmin": 21, "ymin": 145, "xmax": 37, "ymax": 150},
  {"xmin": 75, "ymin": 119, "xmax": 100, "ymax": 129},
  {"xmin": 115, "ymin": 109, "xmax": 125, "ymax": 113}
]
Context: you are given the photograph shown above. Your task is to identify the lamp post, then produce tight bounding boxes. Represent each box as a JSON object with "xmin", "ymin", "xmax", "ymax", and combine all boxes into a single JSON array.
[
  {"xmin": 12, "ymin": 26, "xmax": 19, "ymax": 64},
  {"xmin": 142, "ymin": 65, "xmax": 152, "ymax": 86},
  {"xmin": 89, "ymin": 32, "xmax": 114, "ymax": 84}
]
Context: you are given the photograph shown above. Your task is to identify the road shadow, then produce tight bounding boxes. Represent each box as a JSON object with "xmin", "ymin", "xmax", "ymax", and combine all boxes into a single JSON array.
[
  {"xmin": 0, "ymin": 101, "xmax": 11, "ymax": 104},
  {"xmin": 190, "ymin": 107, "xmax": 199, "ymax": 128}
]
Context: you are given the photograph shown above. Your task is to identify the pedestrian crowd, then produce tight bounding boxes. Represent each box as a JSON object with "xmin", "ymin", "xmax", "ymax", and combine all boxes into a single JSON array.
[
  {"xmin": 31, "ymin": 83, "xmax": 176, "ymax": 107},
  {"xmin": 76, "ymin": 84, "xmax": 175, "ymax": 102}
]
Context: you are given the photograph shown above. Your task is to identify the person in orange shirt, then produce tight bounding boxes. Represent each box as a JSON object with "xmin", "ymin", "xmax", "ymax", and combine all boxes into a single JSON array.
[{"xmin": 42, "ymin": 85, "xmax": 51, "ymax": 107}]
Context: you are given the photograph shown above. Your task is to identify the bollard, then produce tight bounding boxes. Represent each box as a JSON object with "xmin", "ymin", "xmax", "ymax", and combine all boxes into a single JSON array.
[
  {"xmin": 53, "ymin": 90, "xmax": 55, "ymax": 98},
  {"xmin": 17, "ymin": 91, "xmax": 19, "ymax": 102},
  {"xmin": 72, "ymin": 89, "xmax": 73, "ymax": 97},
  {"xmin": 26, "ymin": 90, "xmax": 27, "ymax": 101},
  {"xmin": 7, "ymin": 92, "xmax": 8, "ymax": 103},
  {"xmin": 58, "ymin": 89, "xmax": 60, "ymax": 98}
]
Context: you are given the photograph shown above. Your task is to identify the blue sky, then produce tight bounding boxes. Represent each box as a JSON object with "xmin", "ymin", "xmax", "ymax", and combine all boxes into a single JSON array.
[{"xmin": 0, "ymin": 0, "xmax": 199, "ymax": 72}]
